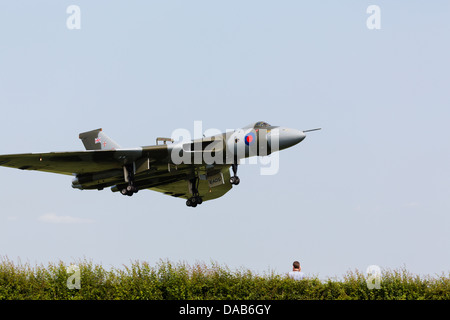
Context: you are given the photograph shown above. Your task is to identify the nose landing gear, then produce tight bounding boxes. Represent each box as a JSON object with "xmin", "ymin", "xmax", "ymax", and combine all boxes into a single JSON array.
[{"xmin": 229, "ymin": 162, "xmax": 240, "ymax": 185}]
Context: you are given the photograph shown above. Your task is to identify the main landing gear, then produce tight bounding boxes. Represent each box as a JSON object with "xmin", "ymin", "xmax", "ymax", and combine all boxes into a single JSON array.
[
  {"xmin": 229, "ymin": 162, "xmax": 240, "ymax": 185},
  {"xmin": 121, "ymin": 164, "xmax": 139, "ymax": 197},
  {"xmin": 186, "ymin": 177, "xmax": 203, "ymax": 207},
  {"xmin": 121, "ymin": 184, "xmax": 138, "ymax": 197},
  {"xmin": 186, "ymin": 195, "xmax": 203, "ymax": 207}
]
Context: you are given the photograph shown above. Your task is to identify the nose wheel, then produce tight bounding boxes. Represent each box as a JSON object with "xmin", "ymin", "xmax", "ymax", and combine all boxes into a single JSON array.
[
  {"xmin": 230, "ymin": 162, "xmax": 240, "ymax": 185},
  {"xmin": 229, "ymin": 176, "xmax": 240, "ymax": 185}
]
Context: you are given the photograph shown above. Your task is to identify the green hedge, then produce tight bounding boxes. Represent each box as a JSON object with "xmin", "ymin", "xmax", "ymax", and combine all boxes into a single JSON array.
[{"xmin": 0, "ymin": 258, "xmax": 448, "ymax": 300}]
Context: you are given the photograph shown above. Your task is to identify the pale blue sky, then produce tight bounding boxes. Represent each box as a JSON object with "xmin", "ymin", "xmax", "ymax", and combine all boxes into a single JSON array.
[{"xmin": 0, "ymin": 1, "xmax": 449, "ymax": 279}]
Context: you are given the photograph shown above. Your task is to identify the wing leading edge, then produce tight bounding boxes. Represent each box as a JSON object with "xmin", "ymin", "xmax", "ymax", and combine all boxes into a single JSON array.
[
  {"xmin": 0, "ymin": 148, "xmax": 232, "ymax": 203},
  {"xmin": 0, "ymin": 149, "xmax": 143, "ymax": 175}
]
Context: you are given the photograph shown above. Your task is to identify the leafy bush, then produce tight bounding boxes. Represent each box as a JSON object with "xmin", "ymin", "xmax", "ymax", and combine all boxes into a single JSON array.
[{"xmin": 0, "ymin": 257, "xmax": 448, "ymax": 300}]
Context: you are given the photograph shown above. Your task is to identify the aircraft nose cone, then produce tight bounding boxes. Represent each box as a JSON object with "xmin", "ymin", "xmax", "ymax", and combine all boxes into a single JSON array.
[{"xmin": 277, "ymin": 128, "xmax": 306, "ymax": 150}]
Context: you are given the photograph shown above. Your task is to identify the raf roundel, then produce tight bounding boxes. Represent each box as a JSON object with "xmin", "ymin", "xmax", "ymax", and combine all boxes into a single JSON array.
[{"xmin": 245, "ymin": 132, "xmax": 256, "ymax": 146}]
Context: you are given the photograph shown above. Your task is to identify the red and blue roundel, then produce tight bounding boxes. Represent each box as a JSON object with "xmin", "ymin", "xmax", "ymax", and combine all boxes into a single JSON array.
[{"xmin": 245, "ymin": 132, "xmax": 256, "ymax": 146}]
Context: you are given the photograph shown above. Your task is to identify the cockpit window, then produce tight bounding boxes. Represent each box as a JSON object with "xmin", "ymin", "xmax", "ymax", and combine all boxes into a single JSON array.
[
  {"xmin": 242, "ymin": 121, "xmax": 273, "ymax": 129},
  {"xmin": 254, "ymin": 121, "xmax": 271, "ymax": 128}
]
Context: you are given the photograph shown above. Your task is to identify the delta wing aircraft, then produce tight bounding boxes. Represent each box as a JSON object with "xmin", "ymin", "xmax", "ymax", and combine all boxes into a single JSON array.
[{"xmin": 0, "ymin": 122, "xmax": 320, "ymax": 207}]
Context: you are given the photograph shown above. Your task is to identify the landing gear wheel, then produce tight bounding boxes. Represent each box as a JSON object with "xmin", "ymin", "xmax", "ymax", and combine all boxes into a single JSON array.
[
  {"xmin": 186, "ymin": 195, "xmax": 203, "ymax": 207},
  {"xmin": 121, "ymin": 185, "xmax": 138, "ymax": 197},
  {"xmin": 230, "ymin": 176, "xmax": 240, "ymax": 185},
  {"xmin": 121, "ymin": 164, "xmax": 139, "ymax": 197},
  {"xmin": 230, "ymin": 162, "xmax": 240, "ymax": 185},
  {"xmin": 186, "ymin": 176, "xmax": 203, "ymax": 208},
  {"xmin": 126, "ymin": 185, "xmax": 138, "ymax": 193}
]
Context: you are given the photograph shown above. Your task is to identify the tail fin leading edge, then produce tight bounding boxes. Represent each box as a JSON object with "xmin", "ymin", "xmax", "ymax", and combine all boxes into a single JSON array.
[{"xmin": 79, "ymin": 128, "xmax": 121, "ymax": 151}]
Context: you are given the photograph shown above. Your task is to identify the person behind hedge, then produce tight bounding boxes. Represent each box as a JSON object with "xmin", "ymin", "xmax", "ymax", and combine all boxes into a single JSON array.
[{"xmin": 288, "ymin": 260, "xmax": 305, "ymax": 280}]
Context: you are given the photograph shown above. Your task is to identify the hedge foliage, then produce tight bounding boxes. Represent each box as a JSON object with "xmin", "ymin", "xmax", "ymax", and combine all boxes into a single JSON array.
[{"xmin": 0, "ymin": 258, "xmax": 448, "ymax": 300}]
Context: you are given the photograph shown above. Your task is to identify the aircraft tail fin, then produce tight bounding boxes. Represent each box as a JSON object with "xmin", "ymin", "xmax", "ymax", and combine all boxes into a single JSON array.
[{"xmin": 79, "ymin": 128, "xmax": 121, "ymax": 151}]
